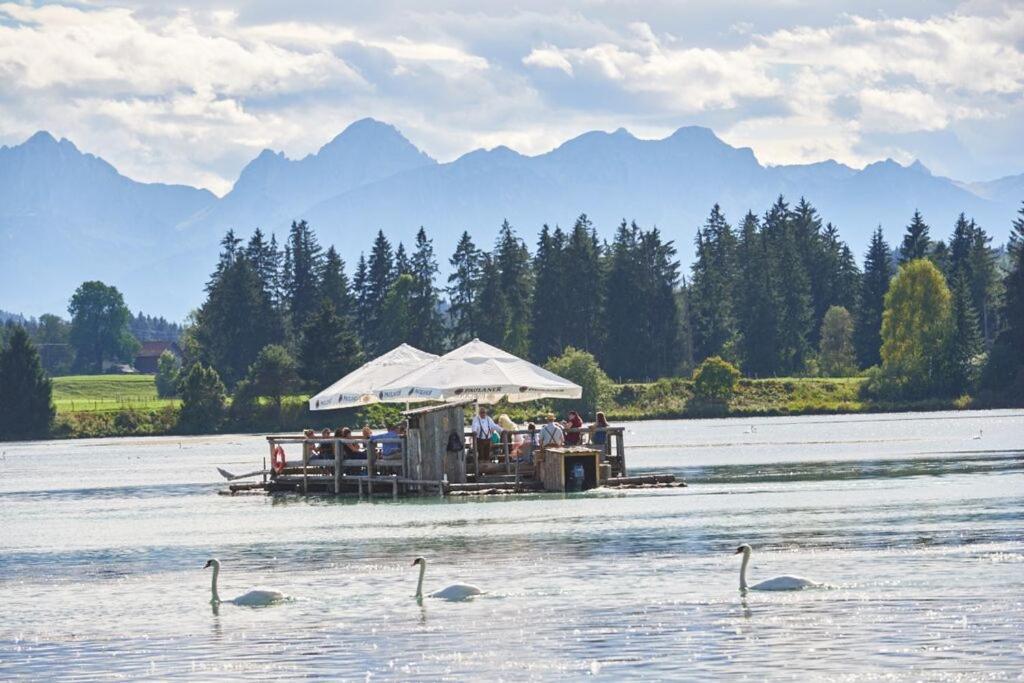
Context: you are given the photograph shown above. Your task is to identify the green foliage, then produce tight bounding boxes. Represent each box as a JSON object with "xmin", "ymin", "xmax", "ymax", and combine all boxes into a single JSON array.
[
  {"xmin": 855, "ymin": 227, "xmax": 896, "ymax": 368},
  {"xmin": 177, "ymin": 363, "xmax": 226, "ymax": 433},
  {"xmin": 379, "ymin": 273, "xmax": 417, "ymax": 350},
  {"xmin": 0, "ymin": 326, "xmax": 55, "ymax": 439},
  {"xmin": 690, "ymin": 204, "xmax": 738, "ymax": 362},
  {"xmin": 68, "ymin": 280, "xmax": 139, "ymax": 373},
  {"xmin": 246, "ymin": 344, "xmax": 299, "ymax": 423},
  {"xmin": 876, "ymin": 259, "xmax": 953, "ymax": 398},
  {"xmin": 819, "ymin": 306, "xmax": 857, "ymax": 377},
  {"xmin": 408, "ymin": 227, "xmax": 445, "ymax": 353},
  {"xmin": 191, "ymin": 239, "xmax": 283, "ymax": 385},
  {"xmin": 692, "ymin": 356, "xmax": 741, "ymax": 403},
  {"xmin": 544, "ymin": 346, "xmax": 613, "ymax": 416},
  {"xmin": 447, "ymin": 231, "xmax": 483, "ymax": 345},
  {"xmin": 298, "ymin": 300, "xmax": 363, "ymax": 390},
  {"xmin": 899, "ymin": 210, "xmax": 932, "ymax": 264},
  {"xmin": 603, "ymin": 221, "xmax": 682, "ymax": 380},
  {"xmin": 154, "ymin": 350, "xmax": 181, "ymax": 398},
  {"xmin": 283, "ymin": 219, "xmax": 325, "ymax": 324}
]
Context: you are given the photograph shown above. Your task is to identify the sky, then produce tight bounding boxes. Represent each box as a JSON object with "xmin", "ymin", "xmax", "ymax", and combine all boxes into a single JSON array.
[{"xmin": 1, "ymin": 0, "xmax": 1022, "ymax": 195}]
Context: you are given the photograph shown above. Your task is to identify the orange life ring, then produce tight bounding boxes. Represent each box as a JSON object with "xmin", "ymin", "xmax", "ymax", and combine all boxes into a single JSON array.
[{"xmin": 271, "ymin": 445, "xmax": 287, "ymax": 474}]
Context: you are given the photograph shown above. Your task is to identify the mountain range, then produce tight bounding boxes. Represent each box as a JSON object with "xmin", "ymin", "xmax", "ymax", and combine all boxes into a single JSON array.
[{"xmin": 2, "ymin": 119, "xmax": 1021, "ymax": 321}]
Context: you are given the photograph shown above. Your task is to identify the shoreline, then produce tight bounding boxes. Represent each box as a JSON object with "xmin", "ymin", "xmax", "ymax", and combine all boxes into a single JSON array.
[{"xmin": 30, "ymin": 378, "xmax": 1022, "ymax": 442}]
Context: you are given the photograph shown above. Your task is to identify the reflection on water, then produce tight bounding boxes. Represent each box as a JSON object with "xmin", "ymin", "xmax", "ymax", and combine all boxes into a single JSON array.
[{"xmin": 1, "ymin": 409, "xmax": 1022, "ymax": 679}]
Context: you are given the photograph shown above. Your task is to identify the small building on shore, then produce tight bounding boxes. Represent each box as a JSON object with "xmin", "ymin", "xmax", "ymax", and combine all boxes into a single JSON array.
[{"xmin": 134, "ymin": 341, "xmax": 182, "ymax": 374}]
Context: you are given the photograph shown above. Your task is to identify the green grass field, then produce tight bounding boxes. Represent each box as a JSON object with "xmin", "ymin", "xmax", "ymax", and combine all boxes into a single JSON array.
[{"xmin": 52, "ymin": 375, "xmax": 179, "ymax": 413}]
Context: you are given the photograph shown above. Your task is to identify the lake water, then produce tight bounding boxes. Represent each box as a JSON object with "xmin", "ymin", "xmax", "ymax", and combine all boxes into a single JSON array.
[{"xmin": 1, "ymin": 409, "xmax": 1022, "ymax": 680}]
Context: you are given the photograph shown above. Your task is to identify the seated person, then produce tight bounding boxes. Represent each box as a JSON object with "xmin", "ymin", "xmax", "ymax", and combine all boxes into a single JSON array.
[
  {"xmin": 516, "ymin": 422, "xmax": 538, "ymax": 463},
  {"xmin": 335, "ymin": 427, "xmax": 365, "ymax": 459},
  {"xmin": 539, "ymin": 413, "xmax": 565, "ymax": 448},
  {"xmin": 316, "ymin": 428, "xmax": 334, "ymax": 458},
  {"xmin": 564, "ymin": 410, "xmax": 583, "ymax": 446},
  {"xmin": 371, "ymin": 423, "xmax": 403, "ymax": 458},
  {"xmin": 590, "ymin": 411, "xmax": 610, "ymax": 448},
  {"xmin": 302, "ymin": 428, "xmax": 318, "ymax": 458}
]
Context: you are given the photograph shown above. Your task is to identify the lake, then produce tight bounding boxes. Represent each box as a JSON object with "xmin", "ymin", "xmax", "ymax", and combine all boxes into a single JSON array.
[{"xmin": 1, "ymin": 409, "xmax": 1022, "ymax": 680}]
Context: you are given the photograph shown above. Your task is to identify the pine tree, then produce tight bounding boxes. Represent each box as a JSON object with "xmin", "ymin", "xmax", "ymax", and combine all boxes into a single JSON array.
[
  {"xmin": 364, "ymin": 230, "xmax": 395, "ymax": 354},
  {"xmin": 394, "ymin": 242, "xmax": 411, "ymax": 278},
  {"xmin": 320, "ymin": 246, "xmax": 353, "ymax": 317},
  {"xmin": 493, "ymin": 220, "xmax": 533, "ymax": 357},
  {"xmin": 946, "ymin": 271, "xmax": 982, "ymax": 394},
  {"xmin": 246, "ymin": 228, "xmax": 280, "ymax": 301},
  {"xmin": 638, "ymin": 226, "xmax": 682, "ymax": 378},
  {"xmin": 447, "ymin": 231, "xmax": 482, "ymax": 345},
  {"xmin": 299, "ymin": 300, "xmax": 364, "ymax": 391},
  {"xmin": 352, "ymin": 253, "xmax": 370, "ymax": 342},
  {"xmin": 735, "ymin": 211, "xmax": 777, "ymax": 376},
  {"xmin": 283, "ymin": 220, "xmax": 324, "ymax": 324},
  {"xmin": 0, "ymin": 326, "xmax": 54, "ymax": 439},
  {"xmin": 208, "ymin": 230, "xmax": 242, "ymax": 290},
  {"xmin": 899, "ymin": 210, "xmax": 932, "ymax": 263},
  {"xmin": 379, "ymin": 273, "xmax": 417, "ymax": 350},
  {"xmin": 562, "ymin": 215, "xmax": 605, "ymax": 356},
  {"xmin": 764, "ymin": 196, "xmax": 812, "ymax": 374},
  {"xmin": 689, "ymin": 204, "xmax": 737, "ymax": 362},
  {"xmin": 1003, "ymin": 203, "xmax": 1024, "ymax": 354},
  {"xmin": 192, "ymin": 251, "xmax": 283, "ymax": 385},
  {"xmin": 529, "ymin": 224, "xmax": 567, "ymax": 363},
  {"xmin": 792, "ymin": 197, "xmax": 833, "ymax": 345},
  {"xmin": 474, "ymin": 252, "xmax": 505, "ymax": 348},
  {"xmin": 854, "ymin": 227, "xmax": 895, "ymax": 368},
  {"xmin": 408, "ymin": 227, "xmax": 444, "ymax": 352},
  {"xmin": 602, "ymin": 221, "xmax": 641, "ymax": 379},
  {"xmin": 821, "ymin": 222, "xmax": 860, "ymax": 314}
]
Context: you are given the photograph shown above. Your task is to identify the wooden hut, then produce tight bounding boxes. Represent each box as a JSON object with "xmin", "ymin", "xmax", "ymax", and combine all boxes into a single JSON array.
[{"xmin": 403, "ymin": 400, "xmax": 474, "ymax": 485}]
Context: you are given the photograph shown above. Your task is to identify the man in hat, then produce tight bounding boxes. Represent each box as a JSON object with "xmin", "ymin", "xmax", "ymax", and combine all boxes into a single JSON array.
[
  {"xmin": 539, "ymin": 413, "xmax": 565, "ymax": 448},
  {"xmin": 471, "ymin": 406, "xmax": 502, "ymax": 463}
]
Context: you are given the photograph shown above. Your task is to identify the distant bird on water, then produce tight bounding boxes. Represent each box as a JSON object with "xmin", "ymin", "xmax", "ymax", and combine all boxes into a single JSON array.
[{"xmin": 972, "ymin": 429, "xmax": 983, "ymax": 440}]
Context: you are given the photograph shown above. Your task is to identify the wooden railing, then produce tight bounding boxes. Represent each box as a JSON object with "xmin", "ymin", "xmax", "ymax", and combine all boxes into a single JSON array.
[{"xmin": 462, "ymin": 426, "xmax": 626, "ymax": 477}]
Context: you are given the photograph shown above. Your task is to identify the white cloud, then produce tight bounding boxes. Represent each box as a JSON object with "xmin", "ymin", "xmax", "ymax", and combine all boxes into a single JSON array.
[{"xmin": 0, "ymin": 1, "xmax": 1021, "ymax": 190}]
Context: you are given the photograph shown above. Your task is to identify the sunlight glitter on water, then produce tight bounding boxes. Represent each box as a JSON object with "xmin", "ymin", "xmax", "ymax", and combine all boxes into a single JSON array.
[{"xmin": 0, "ymin": 409, "xmax": 1022, "ymax": 680}]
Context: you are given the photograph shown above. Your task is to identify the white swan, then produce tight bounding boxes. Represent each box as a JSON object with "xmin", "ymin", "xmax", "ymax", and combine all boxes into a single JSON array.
[
  {"xmin": 205, "ymin": 558, "xmax": 288, "ymax": 606},
  {"xmin": 412, "ymin": 557, "xmax": 483, "ymax": 601},
  {"xmin": 972, "ymin": 429, "xmax": 983, "ymax": 440},
  {"xmin": 734, "ymin": 544, "xmax": 822, "ymax": 591}
]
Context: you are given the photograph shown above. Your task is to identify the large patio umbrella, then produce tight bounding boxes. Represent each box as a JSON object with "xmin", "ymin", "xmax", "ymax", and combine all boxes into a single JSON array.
[
  {"xmin": 373, "ymin": 339, "xmax": 582, "ymax": 404},
  {"xmin": 308, "ymin": 343, "xmax": 439, "ymax": 410}
]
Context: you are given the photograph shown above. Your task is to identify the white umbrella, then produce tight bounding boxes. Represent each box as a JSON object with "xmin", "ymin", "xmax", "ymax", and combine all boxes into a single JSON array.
[
  {"xmin": 308, "ymin": 343, "xmax": 439, "ymax": 410},
  {"xmin": 374, "ymin": 339, "xmax": 582, "ymax": 404}
]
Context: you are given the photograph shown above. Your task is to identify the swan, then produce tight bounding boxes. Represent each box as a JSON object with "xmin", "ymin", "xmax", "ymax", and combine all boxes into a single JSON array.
[
  {"xmin": 972, "ymin": 429, "xmax": 983, "ymax": 440},
  {"xmin": 204, "ymin": 559, "xmax": 288, "ymax": 606},
  {"xmin": 412, "ymin": 557, "xmax": 483, "ymax": 601},
  {"xmin": 734, "ymin": 544, "xmax": 822, "ymax": 591}
]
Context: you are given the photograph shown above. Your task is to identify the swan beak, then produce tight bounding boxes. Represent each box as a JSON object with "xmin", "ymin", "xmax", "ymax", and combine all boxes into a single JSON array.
[
  {"xmin": 733, "ymin": 548, "xmax": 743, "ymax": 555},
  {"xmin": 203, "ymin": 560, "xmax": 212, "ymax": 568},
  {"xmin": 411, "ymin": 559, "xmax": 419, "ymax": 566}
]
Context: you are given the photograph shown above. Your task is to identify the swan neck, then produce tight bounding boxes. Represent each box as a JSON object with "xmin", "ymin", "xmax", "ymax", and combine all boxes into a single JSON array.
[
  {"xmin": 210, "ymin": 563, "xmax": 221, "ymax": 603},
  {"xmin": 415, "ymin": 561, "xmax": 425, "ymax": 599},
  {"xmin": 739, "ymin": 552, "xmax": 750, "ymax": 591}
]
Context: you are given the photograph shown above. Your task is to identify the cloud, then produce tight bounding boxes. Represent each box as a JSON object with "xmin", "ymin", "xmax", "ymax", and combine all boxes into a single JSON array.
[{"xmin": 0, "ymin": 1, "xmax": 1021, "ymax": 190}]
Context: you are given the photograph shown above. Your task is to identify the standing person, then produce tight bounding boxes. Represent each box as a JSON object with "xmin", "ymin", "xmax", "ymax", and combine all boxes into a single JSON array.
[
  {"xmin": 472, "ymin": 407, "xmax": 502, "ymax": 463},
  {"xmin": 589, "ymin": 411, "xmax": 611, "ymax": 451},
  {"xmin": 540, "ymin": 413, "xmax": 565, "ymax": 448},
  {"xmin": 564, "ymin": 410, "xmax": 583, "ymax": 446}
]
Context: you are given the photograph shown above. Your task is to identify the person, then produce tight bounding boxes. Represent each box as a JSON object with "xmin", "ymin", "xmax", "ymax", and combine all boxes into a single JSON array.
[
  {"xmin": 335, "ymin": 427, "xmax": 364, "ymax": 459},
  {"xmin": 539, "ymin": 413, "xmax": 564, "ymax": 448},
  {"xmin": 564, "ymin": 410, "xmax": 583, "ymax": 446},
  {"xmin": 302, "ymin": 428, "xmax": 318, "ymax": 458},
  {"xmin": 497, "ymin": 413, "xmax": 518, "ymax": 457},
  {"xmin": 590, "ymin": 412, "xmax": 610, "ymax": 450},
  {"xmin": 371, "ymin": 422, "xmax": 402, "ymax": 458},
  {"xmin": 317, "ymin": 428, "xmax": 334, "ymax": 458},
  {"xmin": 471, "ymin": 407, "xmax": 502, "ymax": 463},
  {"xmin": 516, "ymin": 422, "xmax": 539, "ymax": 463}
]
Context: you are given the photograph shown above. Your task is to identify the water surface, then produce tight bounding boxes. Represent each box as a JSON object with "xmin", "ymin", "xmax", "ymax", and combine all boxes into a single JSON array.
[{"xmin": 1, "ymin": 409, "xmax": 1022, "ymax": 680}]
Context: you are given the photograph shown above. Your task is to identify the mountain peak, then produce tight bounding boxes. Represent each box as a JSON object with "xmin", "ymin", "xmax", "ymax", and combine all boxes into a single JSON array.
[
  {"xmin": 908, "ymin": 159, "xmax": 932, "ymax": 175},
  {"xmin": 26, "ymin": 130, "xmax": 57, "ymax": 146}
]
